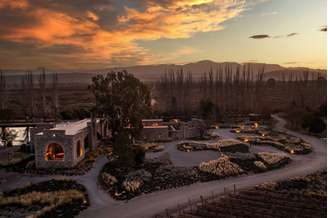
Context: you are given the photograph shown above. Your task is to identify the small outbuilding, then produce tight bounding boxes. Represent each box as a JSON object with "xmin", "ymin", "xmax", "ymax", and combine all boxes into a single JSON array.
[{"xmin": 32, "ymin": 118, "xmax": 108, "ymax": 169}]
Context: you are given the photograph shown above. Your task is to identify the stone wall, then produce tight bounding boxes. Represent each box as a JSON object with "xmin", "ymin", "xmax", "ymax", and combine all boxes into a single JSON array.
[
  {"xmin": 140, "ymin": 127, "xmax": 169, "ymax": 142},
  {"xmin": 30, "ymin": 123, "xmax": 55, "ymax": 151}
]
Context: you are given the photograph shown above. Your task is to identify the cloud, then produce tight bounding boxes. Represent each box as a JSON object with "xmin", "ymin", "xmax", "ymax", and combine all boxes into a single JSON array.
[
  {"xmin": 0, "ymin": 0, "xmax": 248, "ymax": 69},
  {"xmin": 272, "ymin": 33, "xmax": 299, "ymax": 39},
  {"xmin": 86, "ymin": 11, "xmax": 99, "ymax": 22},
  {"xmin": 273, "ymin": 35, "xmax": 283, "ymax": 38},
  {"xmin": 249, "ymin": 34, "xmax": 270, "ymax": 39},
  {"xmin": 320, "ymin": 25, "xmax": 327, "ymax": 32},
  {"xmin": 0, "ymin": 0, "xmax": 29, "ymax": 9},
  {"xmin": 286, "ymin": 32, "xmax": 298, "ymax": 37},
  {"xmin": 260, "ymin": 11, "xmax": 278, "ymax": 16}
]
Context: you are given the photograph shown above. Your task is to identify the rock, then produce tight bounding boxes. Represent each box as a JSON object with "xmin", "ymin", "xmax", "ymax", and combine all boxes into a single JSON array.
[
  {"xmin": 102, "ymin": 172, "xmax": 118, "ymax": 186},
  {"xmin": 254, "ymin": 161, "xmax": 267, "ymax": 172},
  {"xmin": 140, "ymin": 143, "xmax": 165, "ymax": 152},
  {"xmin": 122, "ymin": 169, "xmax": 153, "ymax": 193},
  {"xmin": 176, "ymin": 142, "xmax": 208, "ymax": 151},
  {"xmin": 123, "ymin": 177, "xmax": 143, "ymax": 193}
]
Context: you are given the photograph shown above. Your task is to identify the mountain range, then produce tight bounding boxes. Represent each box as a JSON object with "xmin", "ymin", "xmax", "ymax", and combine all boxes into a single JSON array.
[{"xmin": 2, "ymin": 60, "xmax": 326, "ymax": 85}]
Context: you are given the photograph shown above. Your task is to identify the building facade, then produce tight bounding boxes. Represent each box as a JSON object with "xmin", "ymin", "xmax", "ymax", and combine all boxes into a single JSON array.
[{"xmin": 32, "ymin": 118, "xmax": 108, "ymax": 168}]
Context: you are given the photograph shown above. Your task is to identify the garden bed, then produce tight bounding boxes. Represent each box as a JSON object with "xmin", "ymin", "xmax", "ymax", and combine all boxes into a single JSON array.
[
  {"xmin": 238, "ymin": 132, "xmax": 312, "ymax": 154},
  {"xmin": 177, "ymin": 139, "xmax": 249, "ymax": 153},
  {"xmin": 100, "ymin": 150, "xmax": 290, "ymax": 201},
  {"xmin": 0, "ymin": 179, "xmax": 89, "ymax": 218}
]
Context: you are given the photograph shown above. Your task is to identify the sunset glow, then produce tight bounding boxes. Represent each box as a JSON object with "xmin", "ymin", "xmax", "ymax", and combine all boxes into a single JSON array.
[{"xmin": 0, "ymin": 0, "xmax": 326, "ymax": 69}]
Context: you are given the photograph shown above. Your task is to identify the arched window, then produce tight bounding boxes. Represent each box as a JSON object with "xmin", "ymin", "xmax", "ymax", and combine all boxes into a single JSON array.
[
  {"xmin": 45, "ymin": 143, "xmax": 64, "ymax": 161},
  {"xmin": 76, "ymin": 140, "xmax": 83, "ymax": 157}
]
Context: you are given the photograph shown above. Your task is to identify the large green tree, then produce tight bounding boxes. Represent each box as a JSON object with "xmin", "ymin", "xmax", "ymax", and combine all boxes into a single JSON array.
[{"xmin": 89, "ymin": 71, "xmax": 151, "ymax": 162}]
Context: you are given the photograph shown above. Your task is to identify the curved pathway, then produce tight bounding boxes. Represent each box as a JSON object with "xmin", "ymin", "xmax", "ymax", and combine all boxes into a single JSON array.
[{"xmin": 78, "ymin": 114, "xmax": 326, "ymax": 218}]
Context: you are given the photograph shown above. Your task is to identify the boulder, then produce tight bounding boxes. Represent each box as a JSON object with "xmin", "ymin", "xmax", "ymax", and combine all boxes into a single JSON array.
[
  {"xmin": 123, "ymin": 177, "xmax": 143, "ymax": 193},
  {"xmin": 254, "ymin": 161, "xmax": 267, "ymax": 172},
  {"xmin": 123, "ymin": 169, "xmax": 152, "ymax": 193},
  {"xmin": 102, "ymin": 172, "xmax": 118, "ymax": 186}
]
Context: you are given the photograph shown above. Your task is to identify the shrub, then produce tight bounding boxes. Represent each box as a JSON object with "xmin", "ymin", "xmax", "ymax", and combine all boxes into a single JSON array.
[
  {"xmin": 302, "ymin": 114, "xmax": 326, "ymax": 133},
  {"xmin": 133, "ymin": 146, "xmax": 145, "ymax": 166}
]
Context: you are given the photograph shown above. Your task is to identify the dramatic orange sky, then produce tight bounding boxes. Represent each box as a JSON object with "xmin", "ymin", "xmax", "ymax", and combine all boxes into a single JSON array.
[{"xmin": 0, "ymin": 0, "xmax": 326, "ymax": 69}]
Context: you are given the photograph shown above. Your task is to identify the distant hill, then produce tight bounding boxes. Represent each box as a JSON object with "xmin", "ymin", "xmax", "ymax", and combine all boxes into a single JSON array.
[{"xmin": 1, "ymin": 60, "xmax": 326, "ymax": 85}]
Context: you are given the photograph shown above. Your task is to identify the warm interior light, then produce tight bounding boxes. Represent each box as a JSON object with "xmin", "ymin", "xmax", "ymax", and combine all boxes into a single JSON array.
[{"xmin": 45, "ymin": 143, "xmax": 64, "ymax": 160}]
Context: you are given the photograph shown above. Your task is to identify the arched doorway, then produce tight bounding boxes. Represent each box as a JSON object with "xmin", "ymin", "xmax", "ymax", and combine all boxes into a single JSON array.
[
  {"xmin": 45, "ymin": 143, "xmax": 64, "ymax": 160},
  {"xmin": 76, "ymin": 140, "xmax": 83, "ymax": 157}
]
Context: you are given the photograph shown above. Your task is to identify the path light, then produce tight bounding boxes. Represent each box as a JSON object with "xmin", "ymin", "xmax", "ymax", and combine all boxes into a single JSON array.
[
  {"xmin": 254, "ymin": 122, "xmax": 259, "ymax": 128},
  {"xmin": 290, "ymin": 150, "xmax": 294, "ymax": 154}
]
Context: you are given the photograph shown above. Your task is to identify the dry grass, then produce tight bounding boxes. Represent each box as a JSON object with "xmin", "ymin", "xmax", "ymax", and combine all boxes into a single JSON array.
[{"xmin": 0, "ymin": 189, "xmax": 86, "ymax": 218}]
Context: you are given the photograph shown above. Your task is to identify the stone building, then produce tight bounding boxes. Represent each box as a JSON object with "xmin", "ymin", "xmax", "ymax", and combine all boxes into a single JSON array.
[
  {"xmin": 140, "ymin": 119, "xmax": 170, "ymax": 142},
  {"xmin": 32, "ymin": 118, "xmax": 108, "ymax": 169},
  {"xmin": 140, "ymin": 118, "xmax": 206, "ymax": 142}
]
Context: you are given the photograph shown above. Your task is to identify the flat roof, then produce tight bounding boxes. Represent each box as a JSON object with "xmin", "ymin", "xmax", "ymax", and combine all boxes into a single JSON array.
[
  {"xmin": 51, "ymin": 119, "xmax": 90, "ymax": 135},
  {"xmin": 142, "ymin": 119, "xmax": 163, "ymax": 122},
  {"xmin": 143, "ymin": 125, "xmax": 168, "ymax": 129}
]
